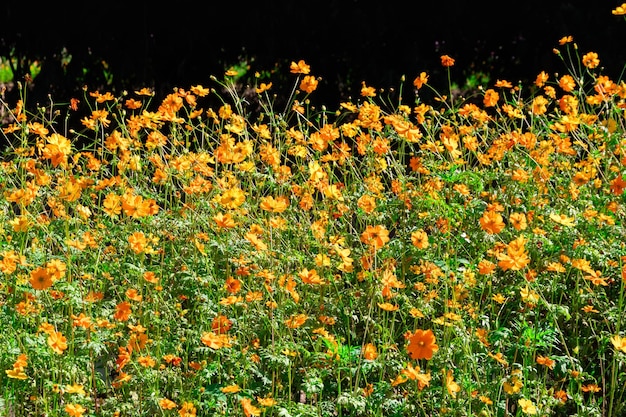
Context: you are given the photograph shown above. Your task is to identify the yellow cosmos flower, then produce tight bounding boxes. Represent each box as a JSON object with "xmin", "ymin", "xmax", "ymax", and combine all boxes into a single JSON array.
[
  {"xmin": 518, "ymin": 398, "xmax": 538, "ymax": 415},
  {"xmin": 612, "ymin": 3, "xmax": 626, "ymax": 14},
  {"xmin": 64, "ymin": 404, "xmax": 87, "ymax": 417},
  {"xmin": 611, "ymin": 335, "xmax": 626, "ymax": 353},
  {"xmin": 549, "ymin": 213, "xmax": 576, "ymax": 227}
]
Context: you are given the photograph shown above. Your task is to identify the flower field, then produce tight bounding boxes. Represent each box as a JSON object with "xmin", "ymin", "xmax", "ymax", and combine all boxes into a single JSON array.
[{"xmin": 2, "ymin": 7, "xmax": 626, "ymax": 417}]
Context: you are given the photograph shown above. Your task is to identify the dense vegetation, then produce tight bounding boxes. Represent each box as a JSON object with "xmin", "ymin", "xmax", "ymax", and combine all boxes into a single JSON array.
[{"xmin": 1, "ymin": 4, "xmax": 626, "ymax": 417}]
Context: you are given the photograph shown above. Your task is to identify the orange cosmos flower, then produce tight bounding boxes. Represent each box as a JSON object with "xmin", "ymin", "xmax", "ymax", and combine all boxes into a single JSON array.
[
  {"xmin": 509, "ymin": 212, "xmax": 528, "ymax": 231},
  {"xmin": 113, "ymin": 301, "xmax": 132, "ymax": 321},
  {"xmin": 413, "ymin": 72, "xmax": 429, "ymax": 89},
  {"xmin": 5, "ymin": 353, "xmax": 28, "ymax": 380},
  {"xmin": 284, "ymin": 313, "xmax": 308, "ymax": 329},
  {"xmin": 128, "ymin": 231, "xmax": 148, "ymax": 254},
  {"xmin": 483, "ymin": 89, "xmax": 499, "ymax": 107},
  {"xmin": 392, "ymin": 363, "xmax": 431, "ymax": 389},
  {"xmin": 123, "ymin": 287, "xmax": 142, "ymax": 303},
  {"xmin": 495, "ymin": 79, "xmax": 513, "ymax": 88},
  {"xmin": 489, "ymin": 351, "xmax": 509, "ymax": 366},
  {"xmin": 298, "ymin": 268, "xmax": 325, "ymax": 285},
  {"xmin": 553, "ymin": 390, "xmax": 567, "ymax": 404},
  {"xmin": 361, "ymin": 82, "xmax": 376, "ymax": 97},
  {"xmin": 224, "ymin": 276, "xmax": 242, "ymax": 294},
  {"xmin": 188, "ymin": 84, "xmax": 208, "ymax": 97},
  {"xmin": 201, "ymin": 332, "xmax": 232, "ymax": 350},
  {"xmin": 211, "ymin": 314, "xmax": 233, "ymax": 334},
  {"xmin": 42, "ymin": 133, "xmax": 72, "ymax": 167},
  {"xmin": 299, "ymin": 75, "xmax": 319, "ymax": 93},
  {"xmin": 48, "ymin": 331, "xmax": 68, "ymax": 355},
  {"xmin": 69, "ymin": 97, "xmax": 80, "ymax": 110},
  {"xmin": 245, "ymin": 232, "xmax": 268, "ymax": 251},
  {"xmin": 0, "ymin": 250, "xmax": 25, "ymax": 274},
  {"xmin": 536, "ymin": 355, "xmax": 555, "ymax": 369},
  {"xmin": 137, "ymin": 356, "xmax": 156, "ymax": 368},
  {"xmin": 440, "ymin": 55, "xmax": 455, "ymax": 67},
  {"xmin": 406, "ymin": 329, "xmax": 439, "ymax": 360},
  {"xmin": 411, "ymin": 229, "xmax": 429, "ymax": 249},
  {"xmin": 124, "ymin": 98, "xmax": 142, "ymax": 110},
  {"xmin": 218, "ymin": 187, "xmax": 246, "ymax": 209},
  {"xmin": 255, "ymin": 82, "xmax": 272, "ymax": 94},
  {"xmin": 143, "ymin": 271, "xmax": 159, "ymax": 284},
  {"xmin": 30, "ymin": 267, "xmax": 53, "ymax": 290},
  {"xmin": 64, "ymin": 404, "xmax": 87, "ymax": 417},
  {"xmin": 535, "ymin": 71, "xmax": 549, "ymax": 87},
  {"xmin": 378, "ymin": 302, "xmax": 399, "ymax": 311},
  {"xmin": 610, "ymin": 175, "xmax": 626, "ymax": 196},
  {"xmin": 240, "ymin": 397, "xmax": 261, "ymax": 417},
  {"xmin": 559, "ymin": 74, "xmax": 576, "ymax": 92},
  {"xmin": 503, "ymin": 371, "xmax": 523, "ymax": 394},
  {"xmin": 357, "ymin": 194, "xmax": 377, "ymax": 213},
  {"xmin": 558, "ymin": 36, "xmax": 573, "ymax": 45},
  {"xmin": 178, "ymin": 401, "xmax": 197, "ymax": 417},
  {"xmin": 102, "ymin": 193, "xmax": 122, "ymax": 217},
  {"xmin": 290, "ymin": 59, "xmax": 311, "ymax": 74},
  {"xmin": 257, "ymin": 396, "xmax": 276, "ymax": 407},
  {"xmin": 581, "ymin": 304, "xmax": 599, "ymax": 313},
  {"xmin": 582, "ymin": 52, "xmax": 600, "ymax": 69},
  {"xmin": 360, "ymin": 225, "xmax": 390, "ymax": 250},
  {"xmin": 259, "ymin": 195, "xmax": 289, "ymax": 213},
  {"xmin": 122, "ymin": 192, "xmax": 159, "ymax": 218},
  {"xmin": 479, "ymin": 210, "xmax": 505, "ymax": 234},
  {"xmin": 72, "ymin": 313, "xmax": 93, "ymax": 329},
  {"xmin": 362, "ymin": 343, "xmax": 378, "ymax": 360},
  {"xmin": 498, "ymin": 236, "xmax": 530, "ymax": 271},
  {"xmin": 12, "ymin": 353, "xmax": 28, "ymax": 369},
  {"xmin": 581, "ymin": 384, "xmax": 601, "ymax": 393},
  {"xmin": 530, "ymin": 95, "xmax": 548, "ymax": 115},
  {"xmin": 213, "ymin": 212, "xmax": 237, "ymax": 228},
  {"xmin": 221, "ymin": 384, "xmax": 241, "ymax": 393},
  {"xmin": 45, "ymin": 259, "xmax": 66, "ymax": 281},
  {"xmin": 444, "ymin": 369, "xmax": 461, "ymax": 398},
  {"xmin": 159, "ymin": 399, "xmax": 177, "ymax": 410}
]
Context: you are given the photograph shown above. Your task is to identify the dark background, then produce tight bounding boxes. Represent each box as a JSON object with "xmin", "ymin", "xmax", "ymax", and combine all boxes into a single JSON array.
[{"xmin": 1, "ymin": 1, "xmax": 625, "ymax": 109}]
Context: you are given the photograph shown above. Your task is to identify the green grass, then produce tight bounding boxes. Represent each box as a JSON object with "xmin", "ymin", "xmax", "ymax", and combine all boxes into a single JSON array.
[{"xmin": 1, "ymin": 12, "xmax": 626, "ymax": 417}]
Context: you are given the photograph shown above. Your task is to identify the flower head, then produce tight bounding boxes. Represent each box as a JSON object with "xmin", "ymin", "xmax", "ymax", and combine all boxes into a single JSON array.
[
  {"xmin": 360, "ymin": 225, "xmax": 390, "ymax": 251},
  {"xmin": 440, "ymin": 55, "xmax": 455, "ymax": 67},
  {"xmin": 611, "ymin": 334, "xmax": 626, "ymax": 353},
  {"xmin": 30, "ymin": 267, "xmax": 53, "ymax": 290},
  {"xmin": 48, "ymin": 331, "xmax": 68, "ymax": 355},
  {"xmin": 582, "ymin": 52, "xmax": 600, "ymax": 69},
  {"xmin": 444, "ymin": 369, "xmax": 461, "ymax": 398},
  {"xmin": 290, "ymin": 59, "xmax": 310, "ymax": 74},
  {"xmin": 299, "ymin": 75, "xmax": 319, "ymax": 93},
  {"xmin": 64, "ymin": 404, "xmax": 87, "ymax": 417},
  {"xmin": 413, "ymin": 72, "xmax": 429, "ymax": 89},
  {"xmin": 240, "ymin": 397, "xmax": 261, "ymax": 417},
  {"xmin": 479, "ymin": 209, "xmax": 505, "ymax": 234},
  {"xmin": 406, "ymin": 329, "xmax": 439, "ymax": 360},
  {"xmin": 518, "ymin": 398, "xmax": 537, "ymax": 415},
  {"xmin": 612, "ymin": 3, "xmax": 626, "ymax": 15}
]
